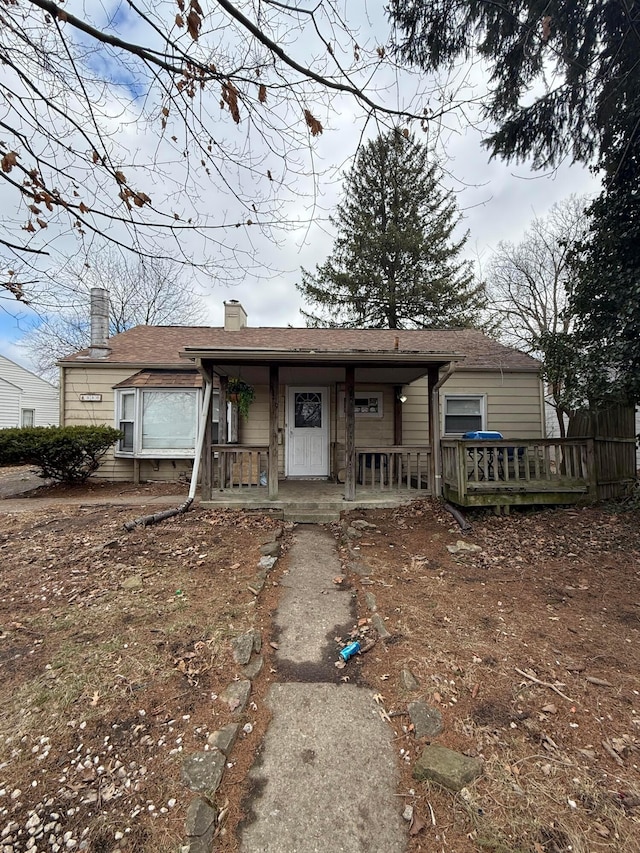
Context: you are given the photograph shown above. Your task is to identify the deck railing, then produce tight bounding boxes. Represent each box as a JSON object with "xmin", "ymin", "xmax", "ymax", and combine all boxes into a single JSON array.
[
  {"xmin": 441, "ymin": 438, "xmax": 597, "ymax": 506},
  {"xmin": 209, "ymin": 444, "xmax": 432, "ymax": 495},
  {"xmin": 211, "ymin": 445, "xmax": 269, "ymax": 489},
  {"xmin": 355, "ymin": 446, "xmax": 431, "ymax": 492}
]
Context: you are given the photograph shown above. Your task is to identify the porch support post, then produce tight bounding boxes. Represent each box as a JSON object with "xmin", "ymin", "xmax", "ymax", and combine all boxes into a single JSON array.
[
  {"xmin": 393, "ymin": 385, "xmax": 403, "ymax": 445},
  {"xmin": 268, "ymin": 365, "xmax": 279, "ymax": 499},
  {"xmin": 344, "ymin": 365, "xmax": 356, "ymax": 500},
  {"xmin": 427, "ymin": 365, "xmax": 441, "ymax": 497},
  {"xmin": 218, "ymin": 374, "xmax": 228, "ymax": 490},
  {"xmin": 201, "ymin": 363, "xmax": 214, "ymax": 500}
]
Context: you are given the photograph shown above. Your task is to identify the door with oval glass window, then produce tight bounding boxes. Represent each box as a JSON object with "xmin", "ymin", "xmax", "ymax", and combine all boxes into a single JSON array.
[{"xmin": 286, "ymin": 387, "xmax": 329, "ymax": 477}]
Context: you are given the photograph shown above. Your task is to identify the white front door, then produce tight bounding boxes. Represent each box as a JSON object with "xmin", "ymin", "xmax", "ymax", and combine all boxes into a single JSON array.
[{"xmin": 286, "ymin": 387, "xmax": 329, "ymax": 477}]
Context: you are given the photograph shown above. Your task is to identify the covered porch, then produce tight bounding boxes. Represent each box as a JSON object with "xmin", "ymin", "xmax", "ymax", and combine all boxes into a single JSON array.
[{"xmin": 180, "ymin": 343, "xmax": 461, "ymax": 508}]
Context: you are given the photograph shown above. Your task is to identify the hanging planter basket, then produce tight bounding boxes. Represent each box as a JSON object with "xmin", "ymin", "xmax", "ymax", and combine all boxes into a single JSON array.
[{"xmin": 227, "ymin": 378, "xmax": 255, "ymax": 421}]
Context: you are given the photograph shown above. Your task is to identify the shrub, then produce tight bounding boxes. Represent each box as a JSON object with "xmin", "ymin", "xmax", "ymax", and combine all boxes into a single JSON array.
[{"xmin": 0, "ymin": 426, "xmax": 123, "ymax": 483}]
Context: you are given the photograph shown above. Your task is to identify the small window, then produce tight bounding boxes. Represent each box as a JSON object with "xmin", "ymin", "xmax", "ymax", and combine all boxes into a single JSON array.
[
  {"xmin": 444, "ymin": 396, "xmax": 484, "ymax": 434},
  {"xmin": 295, "ymin": 392, "xmax": 322, "ymax": 428},
  {"xmin": 21, "ymin": 409, "xmax": 35, "ymax": 427},
  {"xmin": 339, "ymin": 390, "xmax": 383, "ymax": 419},
  {"xmin": 118, "ymin": 392, "xmax": 135, "ymax": 452},
  {"xmin": 355, "ymin": 394, "xmax": 382, "ymax": 416}
]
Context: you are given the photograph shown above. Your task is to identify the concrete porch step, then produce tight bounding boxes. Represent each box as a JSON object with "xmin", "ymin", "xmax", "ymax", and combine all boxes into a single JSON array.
[{"xmin": 284, "ymin": 509, "xmax": 340, "ymax": 524}]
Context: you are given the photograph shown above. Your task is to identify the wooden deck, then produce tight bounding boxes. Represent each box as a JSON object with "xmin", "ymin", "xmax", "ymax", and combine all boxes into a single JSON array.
[{"xmin": 441, "ymin": 438, "xmax": 598, "ymax": 508}]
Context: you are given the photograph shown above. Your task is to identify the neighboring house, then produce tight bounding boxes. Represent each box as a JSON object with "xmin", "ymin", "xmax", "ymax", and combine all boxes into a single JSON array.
[
  {"xmin": 59, "ymin": 294, "xmax": 544, "ymax": 498},
  {"xmin": 0, "ymin": 354, "xmax": 59, "ymax": 429}
]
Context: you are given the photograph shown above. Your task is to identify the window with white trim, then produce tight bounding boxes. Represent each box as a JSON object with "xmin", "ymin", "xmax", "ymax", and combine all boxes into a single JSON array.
[
  {"xmin": 444, "ymin": 395, "xmax": 485, "ymax": 434},
  {"xmin": 115, "ymin": 388, "xmax": 219, "ymax": 457},
  {"xmin": 21, "ymin": 408, "xmax": 35, "ymax": 427}
]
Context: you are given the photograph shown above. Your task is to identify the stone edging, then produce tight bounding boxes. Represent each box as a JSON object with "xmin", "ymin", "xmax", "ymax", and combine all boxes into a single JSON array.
[{"xmin": 178, "ymin": 528, "xmax": 285, "ymax": 853}]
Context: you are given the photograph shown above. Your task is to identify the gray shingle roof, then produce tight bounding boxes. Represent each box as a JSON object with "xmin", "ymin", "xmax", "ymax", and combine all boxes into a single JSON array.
[{"xmin": 60, "ymin": 325, "xmax": 540, "ymax": 372}]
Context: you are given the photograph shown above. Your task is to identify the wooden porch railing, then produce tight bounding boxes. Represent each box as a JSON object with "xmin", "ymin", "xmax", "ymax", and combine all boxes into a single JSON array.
[
  {"xmin": 355, "ymin": 446, "xmax": 431, "ymax": 492},
  {"xmin": 441, "ymin": 438, "xmax": 598, "ymax": 506},
  {"xmin": 208, "ymin": 444, "xmax": 432, "ymax": 496},
  {"xmin": 211, "ymin": 445, "xmax": 269, "ymax": 490}
]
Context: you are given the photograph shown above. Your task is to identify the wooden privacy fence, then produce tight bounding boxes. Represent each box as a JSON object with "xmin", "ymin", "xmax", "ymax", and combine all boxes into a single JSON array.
[
  {"xmin": 568, "ymin": 405, "xmax": 637, "ymax": 500},
  {"xmin": 441, "ymin": 438, "xmax": 598, "ymax": 508}
]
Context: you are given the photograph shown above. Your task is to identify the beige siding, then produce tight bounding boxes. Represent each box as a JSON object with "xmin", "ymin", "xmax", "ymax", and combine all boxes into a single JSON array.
[
  {"xmin": 440, "ymin": 370, "xmax": 544, "ymax": 438},
  {"xmin": 403, "ymin": 378, "xmax": 430, "ymax": 446},
  {"xmin": 61, "ymin": 367, "xmax": 543, "ymax": 482},
  {"xmin": 334, "ymin": 386, "xmax": 395, "ymax": 470},
  {"xmin": 62, "ymin": 366, "xmax": 197, "ymax": 482},
  {"xmin": 62, "ymin": 366, "xmax": 132, "ymax": 480},
  {"xmin": 403, "ymin": 370, "xmax": 544, "ymax": 443}
]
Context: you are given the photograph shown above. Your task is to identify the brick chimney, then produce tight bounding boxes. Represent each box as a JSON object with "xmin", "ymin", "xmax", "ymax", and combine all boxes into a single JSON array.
[
  {"xmin": 224, "ymin": 300, "xmax": 247, "ymax": 331},
  {"xmin": 89, "ymin": 287, "xmax": 111, "ymax": 358}
]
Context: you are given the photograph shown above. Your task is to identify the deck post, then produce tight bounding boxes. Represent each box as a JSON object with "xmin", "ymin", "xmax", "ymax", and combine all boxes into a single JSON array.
[
  {"xmin": 218, "ymin": 375, "xmax": 228, "ymax": 490},
  {"xmin": 428, "ymin": 366, "xmax": 441, "ymax": 496},
  {"xmin": 344, "ymin": 366, "xmax": 356, "ymax": 500},
  {"xmin": 268, "ymin": 365, "xmax": 279, "ymax": 499}
]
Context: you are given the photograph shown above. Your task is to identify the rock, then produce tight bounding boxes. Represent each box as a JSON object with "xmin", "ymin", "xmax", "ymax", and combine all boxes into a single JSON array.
[
  {"xmin": 207, "ymin": 723, "xmax": 239, "ymax": 756},
  {"xmin": 446, "ymin": 540, "xmax": 482, "ymax": 554},
  {"xmin": 181, "ymin": 750, "xmax": 225, "ymax": 794},
  {"xmin": 184, "ymin": 798, "xmax": 217, "ymax": 853},
  {"xmin": 400, "ymin": 668, "xmax": 420, "ymax": 692},
  {"xmin": 346, "ymin": 526, "xmax": 362, "ymax": 539},
  {"xmin": 350, "ymin": 519, "xmax": 377, "ymax": 530},
  {"xmin": 260, "ymin": 541, "xmax": 281, "ymax": 558},
  {"xmin": 371, "ymin": 613, "xmax": 391, "ymax": 640},
  {"xmin": 231, "ymin": 633, "xmax": 254, "ymax": 665},
  {"xmin": 364, "ymin": 591, "xmax": 377, "ymax": 612},
  {"xmin": 247, "ymin": 578, "xmax": 265, "ymax": 595},
  {"xmin": 120, "ymin": 575, "xmax": 143, "ymax": 590},
  {"xmin": 251, "ymin": 628, "xmax": 262, "ymax": 653},
  {"xmin": 402, "ymin": 804, "xmax": 413, "ymax": 822},
  {"xmin": 221, "ymin": 680, "xmax": 251, "ymax": 714},
  {"xmin": 408, "ymin": 701, "xmax": 442, "ymax": 738},
  {"xmin": 258, "ymin": 555, "xmax": 278, "ymax": 571},
  {"xmin": 348, "ymin": 560, "xmax": 373, "ymax": 577},
  {"xmin": 413, "ymin": 745, "xmax": 482, "ymax": 791},
  {"xmin": 242, "ymin": 655, "xmax": 264, "ymax": 680}
]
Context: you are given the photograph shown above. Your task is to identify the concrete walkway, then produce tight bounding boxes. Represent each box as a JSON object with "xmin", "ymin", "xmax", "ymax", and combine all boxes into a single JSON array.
[
  {"xmin": 239, "ymin": 526, "xmax": 406, "ymax": 853},
  {"xmin": 0, "ymin": 493, "xmax": 190, "ymax": 513}
]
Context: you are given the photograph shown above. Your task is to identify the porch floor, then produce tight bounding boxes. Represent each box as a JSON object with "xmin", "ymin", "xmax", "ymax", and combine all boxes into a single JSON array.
[{"xmin": 201, "ymin": 479, "xmax": 430, "ymax": 522}]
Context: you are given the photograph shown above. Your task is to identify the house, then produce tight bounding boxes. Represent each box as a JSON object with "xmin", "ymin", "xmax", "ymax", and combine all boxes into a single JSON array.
[
  {"xmin": 59, "ymin": 291, "xmax": 548, "ymax": 509},
  {"xmin": 0, "ymin": 354, "xmax": 59, "ymax": 429}
]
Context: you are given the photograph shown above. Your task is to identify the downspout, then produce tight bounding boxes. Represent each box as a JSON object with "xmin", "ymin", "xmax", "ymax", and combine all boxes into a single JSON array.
[
  {"xmin": 189, "ymin": 375, "xmax": 213, "ymax": 500},
  {"xmin": 431, "ymin": 363, "xmax": 456, "ymax": 497}
]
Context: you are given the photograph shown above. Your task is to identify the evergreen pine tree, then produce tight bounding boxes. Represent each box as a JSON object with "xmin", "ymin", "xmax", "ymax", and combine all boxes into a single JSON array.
[{"xmin": 297, "ymin": 129, "xmax": 485, "ymax": 329}]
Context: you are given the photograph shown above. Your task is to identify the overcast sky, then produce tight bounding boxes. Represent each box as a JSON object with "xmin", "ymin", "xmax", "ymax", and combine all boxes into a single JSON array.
[{"xmin": 0, "ymin": 2, "xmax": 599, "ymax": 371}]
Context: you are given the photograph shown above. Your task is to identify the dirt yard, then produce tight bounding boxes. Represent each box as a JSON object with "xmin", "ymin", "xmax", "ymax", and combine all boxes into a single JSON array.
[{"xmin": 0, "ymin": 472, "xmax": 638, "ymax": 852}]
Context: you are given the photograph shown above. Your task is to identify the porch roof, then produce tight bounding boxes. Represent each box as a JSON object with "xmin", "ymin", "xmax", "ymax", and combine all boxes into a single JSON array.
[{"xmin": 180, "ymin": 344, "xmax": 464, "ymax": 384}]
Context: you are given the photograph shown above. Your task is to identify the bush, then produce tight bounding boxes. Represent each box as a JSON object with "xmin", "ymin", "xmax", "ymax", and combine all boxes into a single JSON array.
[{"xmin": 0, "ymin": 425, "xmax": 123, "ymax": 483}]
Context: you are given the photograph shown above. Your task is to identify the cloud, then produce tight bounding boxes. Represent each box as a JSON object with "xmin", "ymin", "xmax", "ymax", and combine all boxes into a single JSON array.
[{"xmin": 0, "ymin": 2, "xmax": 601, "ymax": 348}]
